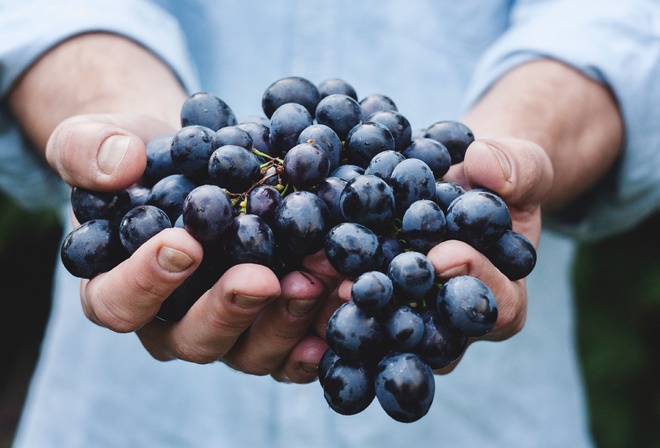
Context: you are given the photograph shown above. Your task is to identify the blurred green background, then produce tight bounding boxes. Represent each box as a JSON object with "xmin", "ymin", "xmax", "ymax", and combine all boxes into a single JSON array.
[{"xmin": 0, "ymin": 191, "xmax": 658, "ymax": 448}]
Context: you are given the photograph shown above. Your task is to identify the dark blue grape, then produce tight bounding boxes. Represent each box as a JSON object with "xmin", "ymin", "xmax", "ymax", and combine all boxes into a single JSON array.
[
  {"xmin": 269, "ymin": 103, "xmax": 313, "ymax": 153},
  {"xmin": 387, "ymin": 251, "xmax": 435, "ymax": 303},
  {"xmin": 415, "ymin": 309, "xmax": 468, "ymax": 370},
  {"xmin": 436, "ymin": 275, "xmax": 498, "ymax": 337},
  {"xmin": 170, "ymin": 125, "xmax": 215, "ymax": 183},
  {"xmin": 344, "ymin": 122, "xmax": 395, "ymax": 168},
  {"xmin": 434, "ymin": 181, "xmax": 465, "ymax": 213},
  {"xmin": 246, "ymin": 185, "xmax": 282, "ymax": 226},
  {"xmin": 318, "ymin": 348, "xmax": 340, "ymax": 387},
  {"xmin": 401, "ymin": 199, "xmax": 446, "ymax": 254},
  {"xmin": 236, "ymin": 121, "xmax": 273, "ymax": 156},
  {"xmin": 119, "ymin": 205, "xmax": 171, "ymax": 254},
  {"xmin": 374, "ymin": 352, "xmax": 435, "ymax": 423},
  {"xmin": 315, "ymin": 177, "xmax": 348, "ymax": 225},
  {"xmin": 70, "ymin": 187, "xmax": 133, "ymax": 225},
  {"xmin": 61, "ymin": 219, "xmax": 128, "ymax": 279},
  {"xmin": 367, "ymin": 110, "xmax": 412, "ymax": 152},
  {"xmin": 401, "ymin": 138, "xmax": 451, "ymax": 178},
  {"xmin": 339, "ymin": 174, "xmax": 395, "ymax": 232},
  {"xmin": 180, "ymin": 92, "xmax": 237, "ymax": 131},
  {"xmin": 283, "ymin": 142, "xmax": 330, "ymax": 190},
  {"xmin": 351, "ymin": 271, "xmax": 394, "ymax": 314},
  {"xmin": 208, "ymin": 144, "xmax": 262, "ymax": 193},
  {"xmin": 146, "ymin": 174, "xmax": 197, "ymax": 223},
  {"xmin": 315, "ymin": 94, "xmax": 364, "ymax": 140},
  {"xmin": 142, "ymin": 134, "xmax": 178, "ymax": 187},
  {"xmin": 359, "ymin": 93, "xmax": 398, "ymax": 119},
  {"xmin": 297, "ymin": 124, "xmax": 342, "ymax": 173},
  {"xmin": 378, "ymin": 235, "xmax": 405, "ymax": 270},
  {"xmin": 212, "ymin": 126, "xmax": 254, "ymax": 151},
  {"xmin": 424, "ymin": 120, "xmax": 474, "ymax": 164},
  {"xmin": 364, "ymin": 150, "xmax": 406, "ymax": 182},
  {"xmin": 317, "ymin": 78, "xmax": 358, "ymax": 100},
  {"xmin": 445, "ymin": 189, "xmax": 512, "ymax": 251},
  {"xmin": 390, "ymin": 158, "xmax": 436, "ymax": 215},
  {"xmin": 323, "ymin": 358, "xmax": 375, "ymax": 415},
  {"xmin": 482, "ymin": 229, "xmax": 537, "ymax": 281},
  {"xmin": 324, "ymin": 222, "xmax": 383, "ymax": 279},
  {"xmin": 222, "ymin": 214, "xmax": 275, "ymax": 267},
  {"xmin": 182, "ymin": 184, "xmax": 233, "ymax": 244},
  {"xmin": 330, "ymin": 164, "xmax": 364, "ymax": 182},
  {"xmin": 126, "ymin": 185, "xmax": 150, "ymax": 208},
  {"xmin": 262, "ymin": 76, "xmax": 321, "ymax": 118},
  {"xmin": 326, "ymin": 301, "xmax": 385, "ymax": 361},
  {"xmin": 385, "ymin": 305, "xmax": 425, "ymax": 351},
  {"xmin": 273, "ymin": 191, "xmax": 331, "ymax": 257}
]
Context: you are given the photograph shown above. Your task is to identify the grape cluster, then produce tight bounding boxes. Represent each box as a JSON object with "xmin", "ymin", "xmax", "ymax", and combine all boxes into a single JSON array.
[{"xmin": 59, "ymin": 76, "xmax": 537, "ymax": 420}]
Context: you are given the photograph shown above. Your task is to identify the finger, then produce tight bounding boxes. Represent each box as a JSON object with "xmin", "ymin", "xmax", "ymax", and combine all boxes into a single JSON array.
[
  {"xmin": 81, "ymin": 227, "xmax": 203, "ymax": 333},
  {"xmin": 428, "ymin": 239, "xmax": 527, "ymax": 341},
  {"xmin": 271, "ymin": 335, "xmax": 329, "ymax": 383},
  {"xmin": 220, "ymin": 270, "xmax": 327, "ymax": 375},
  {"xmin": 46, "ymin": 113, "xmax": 176, "ymax": 191},
  {"xmin": 137, "ymin": 263, "xmax": 281, "ymax": 364}
]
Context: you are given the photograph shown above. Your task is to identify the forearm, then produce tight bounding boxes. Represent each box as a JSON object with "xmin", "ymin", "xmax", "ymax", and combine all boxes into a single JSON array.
[
  {"xmin": 463, "ymin": 59, "xmax": 624, "ymax": 209},
  {"xmin": 8, "ymin": 32, "xmax": 187, "ymax": 152}
]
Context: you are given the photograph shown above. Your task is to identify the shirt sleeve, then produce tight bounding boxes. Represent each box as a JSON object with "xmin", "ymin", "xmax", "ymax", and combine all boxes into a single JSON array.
[
  {"xmin": 0, "ymin": 0, "xmax": 200, "ymax": 210},
  {"xmin": 461, "ymin": 0, "xmax": 660, "ymax": 241}
]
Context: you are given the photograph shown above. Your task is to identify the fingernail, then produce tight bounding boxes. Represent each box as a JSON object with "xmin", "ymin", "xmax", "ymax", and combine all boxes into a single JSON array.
[
  {"xmin": 234, "ymin": 294, "xmax": 270, "ymax": 309},
  {"xmin": 157, "ymin": 246, "xmax": 194, "ymax": 272},
  {"xmin": 98, "ymin": 135, "xmax": 131, "ymax": 175},
  {"xmin": 286, "ymin": 299, "xmax": 317, "ymax": 317},
  {"xmin": 487, "ymin": 143, "xmax": 512, "ymax": 179}
]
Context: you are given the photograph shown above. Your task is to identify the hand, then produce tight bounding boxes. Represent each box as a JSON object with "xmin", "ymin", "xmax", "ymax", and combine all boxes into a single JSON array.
[{"xmin": 48, "ymin": 113, "xmax": 341, "ymax": 383}]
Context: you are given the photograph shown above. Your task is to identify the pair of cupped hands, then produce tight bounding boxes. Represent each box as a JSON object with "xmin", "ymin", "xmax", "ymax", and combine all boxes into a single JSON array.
[{"xmin": 48, "ymin": 112, "xmax": 553, "ymax": 383}]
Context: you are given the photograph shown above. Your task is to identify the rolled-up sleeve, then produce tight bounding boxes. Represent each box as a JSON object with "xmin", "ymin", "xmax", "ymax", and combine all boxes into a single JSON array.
[
  {"xmin": 0, "ymin": 0, "xmax": 199, "ymax": 210},
  {"xmin": 462, "ymin": 0, "xmax": 660, "ymax": 241}
]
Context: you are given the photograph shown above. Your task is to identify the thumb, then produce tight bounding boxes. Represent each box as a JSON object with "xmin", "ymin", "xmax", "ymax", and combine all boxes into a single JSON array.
[
  {"xmin": 463, "ymin": 138, "xmax": 554, "ymax": 208},
  {"xmin": 46, "ymin": 113, "xmax": 177, "ymax": 192}
]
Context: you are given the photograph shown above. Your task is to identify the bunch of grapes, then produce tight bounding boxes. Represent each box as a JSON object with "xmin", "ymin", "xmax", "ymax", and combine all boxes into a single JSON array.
[{"xmin": 60, "ymin": 76, "xmax": 537, "ymax": 421}]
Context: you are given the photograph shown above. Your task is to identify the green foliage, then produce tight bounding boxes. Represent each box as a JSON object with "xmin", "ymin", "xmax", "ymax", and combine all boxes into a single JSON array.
[{"xmin": 574, "ymin": 212, "xmax": 660, "ymax": 448}]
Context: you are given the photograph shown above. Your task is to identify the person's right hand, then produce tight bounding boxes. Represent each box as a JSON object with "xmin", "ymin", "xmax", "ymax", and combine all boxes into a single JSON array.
[{"xmin": 47, "ymin": 113, "xmax": 340, "ymax": 383}]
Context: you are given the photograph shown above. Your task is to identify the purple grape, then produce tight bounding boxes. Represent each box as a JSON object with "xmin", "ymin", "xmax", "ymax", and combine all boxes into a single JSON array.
[
  {"xmin": 283, "ymin": 142, "xmax": 330, "ymax": 190},
  {"xmin": 170, "ymin": 125, "xmax": 216, "ymax": 183},
  {"xmin": 208, "ymin": 144, "xmax": 262, "ymax": 193},
  {"xmin": 182, "ymin": 184, "xmax": 233, "ymax": 244},
  {"xmin": 273, "ymin": 191, "xmax": 331, "ymax": 257},
  {"xmin": 146, "ymin": 174, "xmax": 197, "ymax": 223},
  {"xmin": 246, "ymin": 185, "xmax": 282, "ymax": 226},
  {"xmin": 119, "ymin": 205, "xmax": 172, "ymax": 254}
]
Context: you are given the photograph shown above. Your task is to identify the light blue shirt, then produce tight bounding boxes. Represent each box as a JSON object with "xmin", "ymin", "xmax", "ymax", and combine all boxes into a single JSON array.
[{"xmin": 2, "ymin": 1, "xmax": 660, "ymax": 447}]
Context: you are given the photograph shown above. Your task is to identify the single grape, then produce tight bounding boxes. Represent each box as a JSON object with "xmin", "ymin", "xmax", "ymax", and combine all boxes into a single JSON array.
[
  {"xmin": 119, "ymin": 205, "xmax": 172, "ymax": 254},
  {"xmin": 436, "ymin": 275, "xmax": 498, "ymax": 337},
  {"xmin": 364, "ymin": 150, "xmax": 406, "ymax": 182},
  {"xmin": 385, "ymin": 305, "xmax": 425, "ymax": 352},
  {"xmin": 60, "ymin": 219, "xmax": 128, "ymax": 279},
  {"xmin": 482, "ymin": 229, "xmax": 537, "ymax": 280},
  {"xmin": 170, "ymin": 125, "xmax": 216, "ymax": 183},
  {"xmin": 330, "ymin": 164, "xmax": 365, "ymax": 182},
  {"xmin": 297, "ymin": 124, "xmax": 342, "ymax": 173},
  {"xmin": 445, "ymin": 189, "xmax": 512, "ymax": 251},
  {"xmin": 182, "ymin": 184, "xmax": 233, "ymax": 244},
  {"xmin": 317, "ymin": 78, "xmax": 358, "ymax": 100},
  {"xmin": 273, "ymin": 191, "xmax": 331, "ymax": 257},
  {"xmin": 222, "ymin": 214, "xmax": 276, "ymax": 267},
  {"xmin": 401, "ymin": 138, "xmax": 451, "ymax": 178},
  {"xmin": 315, "ymin": 94, "xmax": 364, "ymax": 140},
  {"xmin": 146, "ymin": 174, "xmax": 198, "ymax": 223},
  {"xmin": 326, "ymin": 301, "xmax": 385, "ymax": 361},
  {"xmin": 339, "ymin": 174, "xmax": 395, "ymax": 232},
  {"xmin": 359, "ymin": 93, "xmax": 398, "ymax": 119},
  {"xmin": 262, "ymin": 76, "xmax": 321, "ymax": 118},
  {"xmin": 344, "ymin": 121, "xmax": 395, "ymax": 168},
  {"xmin": 387, "ymin": 251, "xmax": 436, "ymax": 303},
  {"xmin": 283, "ymin": 142, "xmax": 330, "ymax": 190},
  {"xmin": 434, "ymin": 181, "xmax": 465, "ymax": 213},
  {"xmin": 208, "ymin": 144, "xmax": 262, "ymax": 193},
  {"xmin": 318, "ymin": 348, "xmax": 340, "ymax": 387},
  {"xmin": 351, "ymin": 271, "xmax": 394, "ymax": 314},
  {"xmin": 246, "ymin": 185, "xmax": 282, "ymax": 226},
  {"xmin": 70, "ymin": 187, "xmax": 132, "ymax": 225},
  {"xmin": 126, "ymin": 185, "xmax": 150, "ymax": 208},
  {"xmin": 415, "ymin": 309, "xmax": 468, "ymax": 370},
  {"xmin": 424, "ymin": 120, "xmax": 474, "ymax": 164},
  {"xmin": 181, "ymin": 92, "xmax": 237, "ymax": 131},
  {"xmin": 315, "ymin": 177, "xmax": 348, "ymax": 225},
  {"xmin": 374, "ymin": 352, "xmax": 435, "ymax": 423},
  {"xmin": 323, "ymin": 358, "xmax": 375, "ymax": 416},
  {"xmin": 390, "ymin": 158, "xmax": 436, "ymax": 215},
  {"xmin": 142, "ymin": 134, "xmax": 178, "ymax": 187},
  {"xmin": 236, "ymin": 121, "xmax": 273, "ymax": 156},
  {"xmin": 212, "ymin": 126, "xmax": 254, "ymax": 151},
  {"xmin": 401, "ymin": 199, "xmax": 446, "ymax": 254},
  {"xmin": 324, "ymin": 222, "xmax": 384, "ymax": 279},
  {"xmin": 378, "ymin": 235, "xmax": 405, "ymax": 270},
  {"xmin": 367, "ymin": 110, "xmax": 412, "ymax": 152},
  {"xmin": 269, "ymin": 102, "xmax": 313, "ymax": 153}
]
